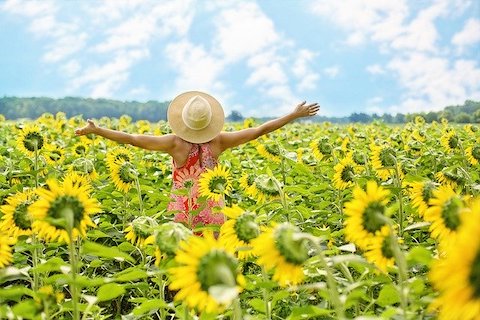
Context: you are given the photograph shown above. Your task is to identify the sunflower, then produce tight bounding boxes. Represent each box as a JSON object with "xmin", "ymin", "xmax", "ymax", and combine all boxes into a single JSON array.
[
  {"xmin": 310, "ymin": 137, "xmax": 333, "ymax": 161},
  {"xmin": 257, "ymin": 141, "xmax": 282, "ymax": 163},
  {"xmin": 72, "ymin": 141, "xmax": 89, "ymax": 156},
  {"xmin": 466, "ymin": 145, "xmax": 480, "ymax": 166},
  {"xmin": 408, "ymin": 180, "xmax": 437, "ymax": 217},
  {"xmin": 435, "ymin": 170, "xmax": 462, "ymax": 189},
  {"xmin": 220, "ymin": 206, "xmax": 259, "ymax": 260},
  {"xmin": 344, "ymin": 181, "xmax": 391, "ymax": 250},
  {"xmin": 29, "ymin": 179, "xmax": 101, "ymax": 243},
  {"xmin": 252, "ymin": 223, "xmax": 308, "ymax": 286},
  {"xmin": 0, "ymin": 189, "xmax": 37, "ymax": 238},
  {"xmin": 424, "ymin": 185, "xmax": 467, "ymax": 250},
  {"xmin": 154, "ymin": 222, "xmax": 192, "ymax": 265},
  {"xmin": 0, "ymin": 235, "xmax": 15, "ymax": 268},
  {"xmin": 253, "ymin": 174, "xmax": 281, "ymax": 203},
  {"xmin": 412, "ymin": 129, "xmax": 426, "ymax": 142},
  {"xmin": 44, "ymin": 144, "xmax": 65, "ymax": 166},
  {"xmin": 239, "ymin": 172, "xmax": 259, "ymax": 200},
  {"xmin": 105, "ymin": 147, "xmax": 133, "ymax": 170},
  {"xmin": 110, "ymin": 160, "xmax": 137, "ymax": 193},
  {"xmin": 429, "ymin": 198, "xmax": 480, "ymax": 320},
  {"xmin": 198, "ymin": 165, "xmax": 233, "ymax": 202},
  {"xmin": 464, "ymin": 124, "xmax": 478, "ymax": 135},
  {"xmin": 333, "ymin": 156, "xmax": 357, "ymax": 190},
  {"xmin": 243, "ymin": 118, "xmax": 255, "ymax": 128},
  {"xmin": 364, "ymin": 230, "xmax": 398, "ymax": 273},
  {"xmin": 17, "ymin": 124, "xmax": 45, "ymax": 157},
  {"xmin": 124, "ymin": 216, "xmax": 157, "ymax": 248},
  {"xmin": 63, "ymin": 171, "xmax": 92, "ymax": 192},
  {"xmin": 370, "ymin": 144, "xmax": 399, "ymax": 181},
  {"xmin": 414, "ymin": 115, "xmax": 426, "ymax": 125},
  {"xmin": 440, "ymin": 130, "xmax": 459, "ymax": 153},
  {"xmin": 168, "ymin": 232, "xmax": 245, "ymax": 314}
]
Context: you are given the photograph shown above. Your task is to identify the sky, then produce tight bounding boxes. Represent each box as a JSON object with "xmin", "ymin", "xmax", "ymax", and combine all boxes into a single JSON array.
[{"xmin": 0, "ymin": 0, "xmax": 479, "ymax": 117}]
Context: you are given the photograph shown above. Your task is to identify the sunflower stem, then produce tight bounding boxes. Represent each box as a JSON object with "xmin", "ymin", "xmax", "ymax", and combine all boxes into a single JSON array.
[
  {"xmin": 65, "ymin": 208, "xmax": 80, "ymax": 320},
  {"xmin": 31, "ymin": 234, "xmax": 40, "ymax": 291},
  {"xmin": 392, "ymin": 157, "xmax": 405, "ymax": 237},
  {"xmin": 261, "ymin": 267, "xmax": 272, "ymax": 320},
  {"xmin": 232, "ymin": 297, "xmax": 243, "ymax": 320},
  {"xmin": 388, "ymin": 230, "xmax": 409, "ymax": 319},
  {"xmin": 157, "ymin": 273, "xmax": 166, "ymax": 320},
  {"xmin": 307, "ymin": 235, "xmax": 345, "ymax": 320},
  {"xmin": 134, "ymin": 176, "xmax": 143, "ymax": 216}
]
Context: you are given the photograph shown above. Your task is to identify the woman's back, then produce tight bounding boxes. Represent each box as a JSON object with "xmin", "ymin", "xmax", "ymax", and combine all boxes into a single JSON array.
[{"xmin": 168, "ymin": 142, "xmax": 225, "ymax": 230}]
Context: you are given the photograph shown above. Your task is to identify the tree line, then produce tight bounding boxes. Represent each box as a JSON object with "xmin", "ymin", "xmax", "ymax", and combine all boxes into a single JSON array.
[{"xmin": 0, "ymin": 96, "xmax": 478, "ymax": 123}]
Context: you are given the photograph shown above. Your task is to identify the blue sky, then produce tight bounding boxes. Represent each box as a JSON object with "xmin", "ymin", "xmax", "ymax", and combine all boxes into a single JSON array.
[{"xmin": 0, "ymin": 0, "xmax": 479, "ymax": 117}]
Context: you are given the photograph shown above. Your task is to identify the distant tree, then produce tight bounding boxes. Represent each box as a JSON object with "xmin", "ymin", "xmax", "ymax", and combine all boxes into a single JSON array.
[
  {"xmin": 226, "ymin": 110, "xmax": 244, "ymax": 122},
  {"xmin": 473, "ymin": 109, "xmax": 480, "ymax": 123},
  {"xmin": 424, "ymin": 111, "xmax": 438, "ymax": 123},
  {"xmin": 394, "ymin": 113, "xmax": 406, "ymax": 123},
  {"xmin": 455, "ymin": 112, "xmax": 472, "ymax": 123},
  {"xmin": 349, "ymin": 112, "xmax": 371, "ymax": 123},
  {"xmin": 381, "ymin": 113, "xmax": 393, "ymax": 123}
]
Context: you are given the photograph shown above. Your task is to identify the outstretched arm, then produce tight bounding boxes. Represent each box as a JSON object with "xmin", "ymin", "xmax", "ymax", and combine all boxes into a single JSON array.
[
  {"xmin": 217, "ymin": 101, "xmax": 319, "ymax": 151},
  {"xmin": 74, "ymin": 119, "xmax": 176, "ymax": 153}
]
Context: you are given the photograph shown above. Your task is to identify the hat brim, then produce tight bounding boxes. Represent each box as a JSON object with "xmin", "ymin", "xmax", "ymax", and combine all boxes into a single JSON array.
[{"xmin": 167, "ymin": 91, "xmax": 224, "ymax": 144}]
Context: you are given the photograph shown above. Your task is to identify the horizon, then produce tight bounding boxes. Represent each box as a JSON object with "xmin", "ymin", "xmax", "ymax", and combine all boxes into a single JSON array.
[{"xmin": 1, "ymin": 0, "xmax": 479, "ymax": 117}]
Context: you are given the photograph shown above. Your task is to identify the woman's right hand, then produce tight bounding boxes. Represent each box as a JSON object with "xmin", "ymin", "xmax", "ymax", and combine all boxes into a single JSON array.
[{"xmin": 74, "ymin": 119, "xmax": 97, "ymax": 136}]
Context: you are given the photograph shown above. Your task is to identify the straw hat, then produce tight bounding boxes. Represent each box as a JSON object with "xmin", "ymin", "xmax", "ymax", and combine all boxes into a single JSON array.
[{"xmin": 167, "ymin": 91, "xmax": 224, "ymax": 143}]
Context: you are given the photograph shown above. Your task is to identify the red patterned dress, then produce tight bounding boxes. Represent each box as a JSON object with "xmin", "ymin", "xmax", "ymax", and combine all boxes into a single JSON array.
[{"xmin": 167, "ymin": 143, "xmax": 225, "ymax": 230}]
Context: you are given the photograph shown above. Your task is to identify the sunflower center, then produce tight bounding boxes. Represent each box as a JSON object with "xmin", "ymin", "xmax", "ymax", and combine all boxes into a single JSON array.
[
  {"xmin": 49, "ymin": 150, "xmax": 62, "ymax": 162},
  {"xmin": 265, "ymin": 144, "xmax": 280, "ymax": 156},
  {"xmin": 24, "ymin": 132, "xmax": 44, "ymax": 152},
  {"xmin": 469, "ymin": 249, "xmax": 480, "ymax": 298},
  {"xmin": 353, "ymin": 152, "xmax": 365, "ymax": 165},
  {"xmin": 472, "ymin": 146, "xmax": 480, "ymax": 161},
  {"xmin": 341, "ymin": 165, "xmax": 354, "ymax": 182},
  {"xmin": 319, "ymin": 139, "xmax": 332, "ymax": 155},
  {"xmin": 75, "ymin": 145, "xmax": 86, "ymax": 155},
  {"xmin": 448, "ymin": 135, "xmax": 458, "ymax": 149},
  {"xmin": 441, "ymin": 197, "xmax": 462, "ymax": 231},
  {"xmin": 362, "ymin": 202, "xmax": 386, "ymax": 233},
  {"xmin": 47, "ymin": 195, "xmax": 85, "ymax": 229},
  {"xmin": 13, "ymin": 202, "xmax": 32, "ymax": 230},
  {"xmin": 197, "ymin": 250, "xmax": 238, "ymax": 291},
  {"xmin": 379, "ymin": 148, "xmax": 395, "ymax": 167},
  {"xmin": 119, "ymin": 163, "xmax": 136, "ymax": 183},
  {"xmin": 274, "ymin": 225, "xmax": 309, "ymax": 265},
  {"xmin": 421, "ymin": 182, "xmax": 435, "ymax": 204},
  {"xmin": 208, "ymin": 176, "xmax": 227, "ymax": 194},
  {"xmin": 380, "ymin": 236, "xmax": 394, "ymax": 259},
  {"xmin": 115, "ymin": 153, "xmax": 131, "ymax": 163},
  {"xmin": 234, "ymin": 213, "xmax": 259, "ymax": 243}
]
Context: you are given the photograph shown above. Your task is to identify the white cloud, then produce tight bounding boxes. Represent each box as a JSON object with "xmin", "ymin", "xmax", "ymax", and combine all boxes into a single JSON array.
[
  {"xmin": 292, "ymin": 50, "xmax": 319, "ymax": 91},
  {"xmin": 70, "ymin": 49, "xmax": 150, "ymax": 97},
  {"xmin": 213, "ymin": 2, "xmax": 280, "ymax": 63},
  {"xmin": 387, "ymin": 53, "xmax": 480, "ymax": 113},
  {"xmin": 366, "ymin": 64, "xmax": 385, "ymax": 75},
  {"xmin": 60, "ymin": 60, "xmax": 81, "ymax": 77},
  {"xmin": 324, "ymin": 66, "xmax": 340, "ymax": 78},
  {"xmin": 164, "ymin": 40, "xmax": 226, "ymax": 94},
  {"xmin": 452, "ymin": 18, "xmax": 480, "ymax": 52}
]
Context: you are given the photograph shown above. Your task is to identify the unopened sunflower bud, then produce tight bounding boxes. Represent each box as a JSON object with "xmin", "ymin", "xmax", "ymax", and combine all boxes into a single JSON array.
[
  {"xmin": 155, "ymin": 222, "xmax": 192, "ymax": 256},
  {"xmin": 274, "ymin": 223, "xmax": 310, "ymax": 265}
]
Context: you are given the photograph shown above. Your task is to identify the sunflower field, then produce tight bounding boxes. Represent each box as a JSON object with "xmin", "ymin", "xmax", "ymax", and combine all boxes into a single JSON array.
[{"xmin": 0, "ymin": 112, "xmax": 479, "ymax": 320}]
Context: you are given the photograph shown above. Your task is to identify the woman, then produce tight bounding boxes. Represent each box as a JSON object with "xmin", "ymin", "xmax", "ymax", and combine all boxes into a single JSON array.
[{"xmin": 75, "ymin": 91, "xmax": 319, "ymax": 230}]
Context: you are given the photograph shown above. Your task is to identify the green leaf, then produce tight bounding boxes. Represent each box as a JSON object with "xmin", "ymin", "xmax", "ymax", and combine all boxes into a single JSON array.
[
  {"xmin": 12, "ymin": 300, "xmax": 40, "ymax": 318},
  {"xmin": 407, "ymin": 246, "xmax": 432, "ymax": 266},
  {"xmin": 83, "ymin": 241, "xmax": 135, "ymax": 263},
  {"xmin": 115, "ymin": 267, "xmax": 148, "ymax": 282},
  {"xmin": 33, "ymin": 257, "xmax": 68, "ymax": 273},
  {"xmin": 0, "ymin": 286, "xmax": 34, "ymax": 302},
  {"xmin": 404, "ymin": 222, "xmax": 430, "ymax": 231},
  {"xmin": 132, "ymin": 299, "xmax": 168, "ymax": 316},
  {"xmin": 249, "ymin": 298, "xmax": 266, "ymax": 313},
  {"xmin": 272, "ymin": 290, "xmax": 290, "ymax": 309},
  {"xmin": 376, "ymin": 284, "xmax": 400, "ymax": 307},
  {"xmin": 286, "ymin": 306, "xmax": 331, "ymax": 319},
  {"xmin": 97, "ymin": 283, "xmax": 126, "ymax": 302}
]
